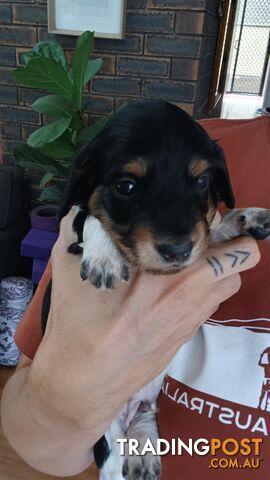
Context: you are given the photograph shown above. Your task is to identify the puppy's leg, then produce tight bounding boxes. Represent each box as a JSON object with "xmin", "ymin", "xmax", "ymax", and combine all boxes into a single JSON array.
[
  {"xmin": 98, "ymin": 420, "xmax": 126, "ymax": 480},
  {"xmin": 210, "ymin": 208, "xmax": 270, "ymax": 244},
  {"xmin": 122, "ymin": 402, "xmax": 160, "ymax": 480},
  {"xmin": 81, "ymin": 216, "xmax": 130, "ymax": 289},
  {"xmin": 121, "ymin": 373, "xmax": 165, "ymax": 480}
]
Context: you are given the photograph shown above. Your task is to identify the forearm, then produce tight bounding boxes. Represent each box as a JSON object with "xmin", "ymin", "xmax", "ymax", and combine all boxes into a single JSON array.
[{"xmin": 1, "ymin": 366, "xmax": 107, "ymax": 476}]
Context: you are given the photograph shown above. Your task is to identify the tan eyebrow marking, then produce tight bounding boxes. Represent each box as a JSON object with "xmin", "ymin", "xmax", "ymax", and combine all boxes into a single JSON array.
[
  {"xmin": 123, "ymin": 158, "xmax": 148, "ymax": 177},
  {"xmin": 189, "ymin": 159, "xmax": 209, "ymax": 177}
]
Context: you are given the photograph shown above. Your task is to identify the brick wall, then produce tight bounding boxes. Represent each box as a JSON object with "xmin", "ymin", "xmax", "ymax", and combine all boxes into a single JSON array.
[{"xmin": 0, "ymin": 0, "xmax": 220, "ymax": 182}]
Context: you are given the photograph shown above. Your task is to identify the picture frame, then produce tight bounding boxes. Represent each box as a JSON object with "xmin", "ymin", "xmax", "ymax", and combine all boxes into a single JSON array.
[{"xmin": 48, "ymin": 0, "xmax": 126, "ymax": 39}]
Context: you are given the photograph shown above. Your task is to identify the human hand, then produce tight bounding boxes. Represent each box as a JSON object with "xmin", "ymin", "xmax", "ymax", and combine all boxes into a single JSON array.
[{"xmin": 30, "ymin": 209, "xmax": 260, "ymax": 434}]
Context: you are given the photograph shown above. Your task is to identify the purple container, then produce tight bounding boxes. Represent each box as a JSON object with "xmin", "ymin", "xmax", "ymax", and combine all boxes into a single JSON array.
[
  {"xmin": 31, "ymin": 204, "xmax": 59, "ymax": 232},
  {"xmin": 21, "ymin": 228, "xmax": 58, "ymax": 261}
]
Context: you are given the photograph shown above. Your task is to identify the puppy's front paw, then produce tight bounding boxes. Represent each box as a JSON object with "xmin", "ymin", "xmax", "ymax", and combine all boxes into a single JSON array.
[
  {"xmin": 80, "ymin": 216, "xmax": 129, "ymax": 289},
  {"xmin": 122, "ymin": 454, "xmax": 160, "ymax": 480},
  {"xmin": 122, "ymin": 402, "xmax": 161, "ymax": 480},
  {"xmin": 226, "ymin": 208, "xmax": 270, "ymax": 240},
  {"xmin": 237, "ymin": 208, "xmax": 270, "ymax": 240},
  {"xmin": 80, "ymin": 258, "xmax": 129, "ymax": 289}
]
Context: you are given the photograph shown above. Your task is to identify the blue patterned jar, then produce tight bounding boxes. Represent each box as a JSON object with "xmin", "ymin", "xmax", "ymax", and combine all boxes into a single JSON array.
[{"xmin": 0, "ymin": 277, "xmax": 33, "ymax": 366}]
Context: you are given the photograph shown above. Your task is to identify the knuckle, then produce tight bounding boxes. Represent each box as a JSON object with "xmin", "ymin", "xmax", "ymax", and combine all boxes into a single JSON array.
[
  {"xmin": 223, "ymin": 276, "xmax": 240, "ymax": 297},
  {"xmin": 215, "ymin": 275, "xmax": 241, "ymax": 302},
  {"xmin": 232, "ymin": 274, "xmax": 241, "ymax": 293}
]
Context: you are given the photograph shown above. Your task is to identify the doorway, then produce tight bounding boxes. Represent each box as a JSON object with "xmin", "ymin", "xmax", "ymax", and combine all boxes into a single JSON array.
[{"xmin": 222, "ymin": 0, "xmax": 270, "ymax": 118}]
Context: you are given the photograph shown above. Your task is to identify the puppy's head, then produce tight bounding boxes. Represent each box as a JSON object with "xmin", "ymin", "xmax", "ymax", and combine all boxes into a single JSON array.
[{"xmin": 62, "ymin": 100, "xmax": 234, "ymax": 272}]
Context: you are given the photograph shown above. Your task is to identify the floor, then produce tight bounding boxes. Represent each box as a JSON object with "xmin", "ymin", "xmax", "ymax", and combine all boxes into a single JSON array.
[
  {"xmin": 221, "ymin": 93, "xmax": 263, "ymax": 119},
  {"xmin": 0, "ymin": 366, "xmax": 99, "ymax": 480}
]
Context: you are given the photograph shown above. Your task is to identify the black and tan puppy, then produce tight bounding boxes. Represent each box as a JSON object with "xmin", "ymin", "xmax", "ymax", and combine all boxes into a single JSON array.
[{"xmin": 45, "ymin": 100, "xmax": 270, "ymax": 480}]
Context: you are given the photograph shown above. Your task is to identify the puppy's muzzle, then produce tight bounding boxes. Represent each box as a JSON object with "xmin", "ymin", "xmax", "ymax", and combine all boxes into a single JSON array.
[{"xmin": 157, "ymin": 240, "xmax": 193, "ymax": 263}]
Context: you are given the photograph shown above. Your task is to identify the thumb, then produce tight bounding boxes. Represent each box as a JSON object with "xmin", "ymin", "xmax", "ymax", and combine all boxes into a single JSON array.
[{"xmin": 199, "ymin": 236, "xmax": 261, "ymax": 282}]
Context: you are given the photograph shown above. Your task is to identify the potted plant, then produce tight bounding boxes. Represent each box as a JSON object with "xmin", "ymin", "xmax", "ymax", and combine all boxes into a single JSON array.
[
  {"xmin": 13, "ymin": 30, "xmax": 109, "ymax": 205},
  {"xmin": 13, "ymin": 31, "xmax": 109, "ymax": 283}
]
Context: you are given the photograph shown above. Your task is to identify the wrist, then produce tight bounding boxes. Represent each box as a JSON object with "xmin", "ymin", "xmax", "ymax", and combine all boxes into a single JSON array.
[
  {"xmin": 27, "ymin": 340, "xmax": 120, "ymax": 434},
  {"xmin": 2, "ymin": 367, "xmax": 95, "ymax": 476}
]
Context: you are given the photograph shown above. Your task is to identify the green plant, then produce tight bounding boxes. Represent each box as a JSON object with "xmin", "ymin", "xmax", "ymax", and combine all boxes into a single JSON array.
[{"xmin": 13, "ymin": 31, "xmax": 109, "ymax": 203}]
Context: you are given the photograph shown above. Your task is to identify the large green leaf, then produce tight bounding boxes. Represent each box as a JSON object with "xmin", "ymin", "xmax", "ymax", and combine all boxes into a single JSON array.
[
  {"xmin": 84, "ymin": 58, "xmax": 102, "ymax": 86},
  {"xmin": 31, "ymin": 95, "xmax": 74, "ymax": 118},
  {"xmin": 39, "ymin": 185, "xmax": 63, "ymax": 203},
  {"xmin": 27, "ymin": 117, "xmax": 72, "ymax": 149},
  {"xmin": 39, "ymin": 133, "xmax": 74, "ymax": 159},
  {"xmin": 77, "ymin": 116, "xmax": 110, "ymax": 144},
  {"xmin": 72, "ymin": 31, "xmax": 94, "ymax": 111},
  {"xmin": 14, "ymin": 57, "xmax": 74, "ymax": 101},
  {"xmin": 14, "ymin": 144, "xmax": 66, "ymax": 176},
  {"xmin": 22, "ymin": 41, "xmax": 68, "ymax": 71}
]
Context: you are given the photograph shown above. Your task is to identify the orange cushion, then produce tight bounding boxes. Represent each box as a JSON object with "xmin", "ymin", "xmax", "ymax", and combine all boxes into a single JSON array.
[{"xmin": 200, "ymin": 117, "xmax": 270, "ymax": 320}]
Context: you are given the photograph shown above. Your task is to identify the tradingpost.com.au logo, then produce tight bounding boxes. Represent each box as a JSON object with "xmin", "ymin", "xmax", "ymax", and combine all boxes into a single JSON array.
[{"xmin": 117, "ymin": 437, "xmax": 263, "ymax": 470}]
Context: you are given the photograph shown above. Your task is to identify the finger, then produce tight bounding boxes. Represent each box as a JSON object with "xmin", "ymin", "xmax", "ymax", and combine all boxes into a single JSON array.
[
  {"xmin": 210, "ymin": 210, "xmax": 221, "ymax": 228},
  {"xmin": 207, "ymin": 273, "xmax": 241, "ymax": 306},
  {"xmin": 54, "ymin": 207, "xmax": 78, "ymax": 252},
  {"xmin": 59, "ymin": 207, "xmax": 77, "ymax": 242},
  {"xmin": 190, "ymin": 275, "xmax": 241, "ymax": 326},
  {"xmin": 198, "ymin": 236, "xmax": 261, "ymax": 282},
  {"xmin": 166, "ymin": 275, "xmax": 241, "ymax": 351}
]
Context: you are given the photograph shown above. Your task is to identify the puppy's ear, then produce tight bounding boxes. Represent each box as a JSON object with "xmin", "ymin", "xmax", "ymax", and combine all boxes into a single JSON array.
[
  {"xmin": 58, "ymin": 141, "xmax": 99, "ymax": 220},
  {"xmin": 212, "ymin": 142, "xmax": 235, "ymax": 209}
]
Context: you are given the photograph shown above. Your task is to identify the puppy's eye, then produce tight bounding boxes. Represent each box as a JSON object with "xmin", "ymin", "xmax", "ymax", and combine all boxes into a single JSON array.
[
  {"xmin": 115, "ymin": 179, "xmax": 137, "ymax": 196},
  {"xmin": 196, "ymin": 173, "xmax": 209, "ymax": 190}
]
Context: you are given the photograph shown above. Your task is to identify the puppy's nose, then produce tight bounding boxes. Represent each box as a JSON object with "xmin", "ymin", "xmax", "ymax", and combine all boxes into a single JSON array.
[{"xmin": 157, "ymin": 241, "xmax": 193, "ymax": 262}]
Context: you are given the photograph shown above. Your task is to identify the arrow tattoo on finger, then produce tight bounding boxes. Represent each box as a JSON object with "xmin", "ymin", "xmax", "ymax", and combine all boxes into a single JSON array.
[
  {"xmin": 207, "ymin": 250, "xmax": 250, "ymax": 277},
  {"xmin": 225, "ymin": 250, "xmax": 250, "ymax": 267}
]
